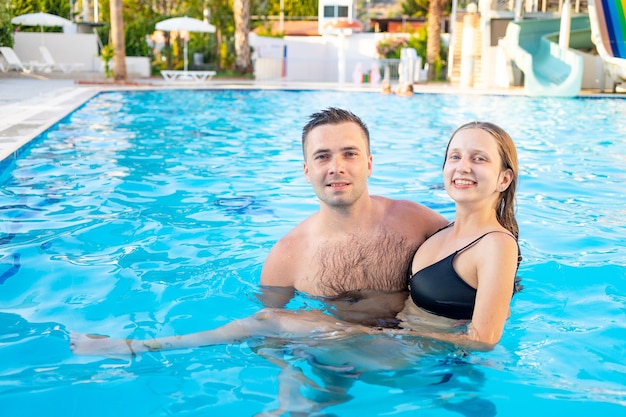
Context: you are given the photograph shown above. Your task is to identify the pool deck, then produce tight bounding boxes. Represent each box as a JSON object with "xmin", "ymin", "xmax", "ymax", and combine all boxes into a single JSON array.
[{"xmin": 0, "ymin": 71, "xmax": 622, "ymax": 163}]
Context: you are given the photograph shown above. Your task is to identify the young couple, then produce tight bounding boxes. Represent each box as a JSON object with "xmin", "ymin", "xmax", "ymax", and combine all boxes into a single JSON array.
[{"xmin": 70, "ymin": 107, "xmax": 521, "ymax": 357}]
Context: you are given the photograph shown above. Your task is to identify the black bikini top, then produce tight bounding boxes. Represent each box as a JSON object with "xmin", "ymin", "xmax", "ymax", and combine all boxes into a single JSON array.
[{"xmin": 408, "ymin": 226, "xmax": 521, "ymax": 320}]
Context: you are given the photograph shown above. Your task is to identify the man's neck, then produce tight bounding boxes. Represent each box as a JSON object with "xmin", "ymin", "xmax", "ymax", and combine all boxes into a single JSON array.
[{"xmin": 318, "ymin": 195, "xmax": 379, "ymax": 234}]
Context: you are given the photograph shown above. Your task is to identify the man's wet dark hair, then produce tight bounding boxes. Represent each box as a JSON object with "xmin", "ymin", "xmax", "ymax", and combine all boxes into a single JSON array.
[{"xmin": 301, "ymin": 107, "xmax": 370, "ymax": 158}]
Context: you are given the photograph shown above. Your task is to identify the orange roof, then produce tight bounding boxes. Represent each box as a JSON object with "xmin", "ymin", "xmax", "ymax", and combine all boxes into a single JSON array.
[{"xmin": 253, "ymin": 20, "xmax": 320, "ymax": 36}]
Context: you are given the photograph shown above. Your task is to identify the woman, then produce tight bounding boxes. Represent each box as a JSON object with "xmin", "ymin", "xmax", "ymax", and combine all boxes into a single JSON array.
[
  {"xmin": 70, "ymin": 121, "xmax": 520, "ymax": 357},
  {"xmin": 399, "ymin": 120, "xmax": 520, "ymax": 350}
]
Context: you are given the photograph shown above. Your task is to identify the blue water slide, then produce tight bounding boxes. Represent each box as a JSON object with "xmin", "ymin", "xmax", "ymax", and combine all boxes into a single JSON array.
[
  {"xmin": 588, "ymin": 0, "xmax": 626, "ymax": 91},
  {"xmin": 502, "ymin": 16, "xmax": 591, "ymax": 97}
]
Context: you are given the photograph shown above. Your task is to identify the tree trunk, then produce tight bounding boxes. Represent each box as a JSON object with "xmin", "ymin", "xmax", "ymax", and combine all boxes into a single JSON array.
[
  {"xmin": 233, "ymin": 0, "xmax": 252, "ymax": 74},
  {"xmin": 216, "ymin": 29, "xmax": 223, "ymax": 71},
  {"xmin": 110, "ymin": 0, "xmax": 127, "ymax": 81},
  {"xmin": 426, "ymin": 0, "xmax": 445, "ymax": 81},
  {"xmin": 164, "ymin": 32, "xmax": 172, "ymax": 70}
]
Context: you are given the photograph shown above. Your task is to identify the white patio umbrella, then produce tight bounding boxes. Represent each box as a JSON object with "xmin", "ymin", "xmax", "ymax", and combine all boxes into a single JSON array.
[
  {"xmin": 11, "ymin": 12, "xmax": 72, "ymax": 29},
  {"xmin": 11, "ymin": 12, "xmax": 73, "ymax": 45},
  {"xmin": 155, "ymin": 16, "xmax": 216, "ymax": 71}
]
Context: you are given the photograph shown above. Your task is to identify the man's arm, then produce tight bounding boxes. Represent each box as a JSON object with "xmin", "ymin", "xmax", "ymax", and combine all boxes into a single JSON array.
[
  {"xmin": 258, "ymin": 238, "xmax": 298, "ymax": 308},
  {"xmin": 257, "ymin": 285, "xmax": 296, "ymax": 308}
]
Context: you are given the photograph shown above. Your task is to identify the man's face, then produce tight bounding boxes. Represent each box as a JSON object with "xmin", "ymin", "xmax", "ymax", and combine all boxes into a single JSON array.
[{"xmin": 303, "ymin": 122, "xmax": 372, "ymax": 208}]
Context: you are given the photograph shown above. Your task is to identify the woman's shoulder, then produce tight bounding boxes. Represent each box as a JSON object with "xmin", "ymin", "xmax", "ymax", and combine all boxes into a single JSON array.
[
  {"xmin": 472, "ymin": 229, "xmax": 518, "ymax": 259},
  {"xmin": 481, "ymin": 228, "xmax": 517, "ymax": 244}
]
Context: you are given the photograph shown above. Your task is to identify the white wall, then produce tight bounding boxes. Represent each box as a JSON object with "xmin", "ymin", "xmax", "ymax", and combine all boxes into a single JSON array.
[
  {"xmin": 578, "ymin": 50, "xmax": 612, "ymax": 90},
  {"xmin": 251, "ymin": 32, "xmax": 382, "ymax": 83},
  {"xmin": 13, "ymin": 32, "xmax": 100, "ymax": 71}
]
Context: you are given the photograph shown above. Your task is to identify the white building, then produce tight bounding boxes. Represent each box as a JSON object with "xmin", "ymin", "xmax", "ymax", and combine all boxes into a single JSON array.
[{"xmin": 318, "ymin": 0, "xmax": 357, "ymax": 35}]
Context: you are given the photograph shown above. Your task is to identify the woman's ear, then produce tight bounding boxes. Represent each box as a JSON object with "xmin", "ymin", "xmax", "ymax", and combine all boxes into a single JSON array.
[{"xmin": 498, "ymin": 168, "xmax": 513, "ymax": 191}]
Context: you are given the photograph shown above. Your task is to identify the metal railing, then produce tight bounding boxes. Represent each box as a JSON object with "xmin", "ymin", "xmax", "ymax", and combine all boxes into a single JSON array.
[
  {"xmin": 456, "ymin": 0, "xmax": 588, "ymax": 14},
  {"xmin": 378, "ymin": 59, "xmax": 401, "ymax": 81}
]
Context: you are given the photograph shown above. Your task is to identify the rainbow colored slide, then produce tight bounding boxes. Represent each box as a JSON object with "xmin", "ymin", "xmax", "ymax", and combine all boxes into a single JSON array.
[{"xmin": 589, "ymin": 0, "xmax": 626, "ymax": 91}]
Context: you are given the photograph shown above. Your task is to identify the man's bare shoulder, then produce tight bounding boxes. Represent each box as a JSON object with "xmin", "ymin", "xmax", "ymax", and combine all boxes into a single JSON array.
[
  {"xmin": 274, "ymin": 215, "xmax": 316, "ymax": 250},
  {"xmin": 265, "ymin": 224, "xmax": 310, "ymax": 257},
  {"xmin": 260, "ymin": 216, "xmax": 316, "ymax": 287},
  {"xmin": 373, "ymin": 196, "xmax": 448, "ymax": 236},
  {"xmin": 373, "ymin": 196, "xmax": 442, "ymax": 218}
]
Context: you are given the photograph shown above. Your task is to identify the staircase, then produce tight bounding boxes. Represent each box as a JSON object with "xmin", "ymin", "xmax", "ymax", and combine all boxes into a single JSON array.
[{"xmin": 449, "ymin": 12, "xmax": 482, "ymax": 87}]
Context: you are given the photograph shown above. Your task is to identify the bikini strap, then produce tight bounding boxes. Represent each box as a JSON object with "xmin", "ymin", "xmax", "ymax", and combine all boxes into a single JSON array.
[
  {"xmin": 457, "ymin": 231, "xmax": 524, "ymax": 295},
  {"xmin": 457, "ymin": 231, "xmax": 517, "ymax": 254}
]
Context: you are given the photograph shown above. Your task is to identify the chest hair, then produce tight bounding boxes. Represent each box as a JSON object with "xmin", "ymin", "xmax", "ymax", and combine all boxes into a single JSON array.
[{"xmin": 313, "ymin": 229, "xmax": 418, "ymax": 295}]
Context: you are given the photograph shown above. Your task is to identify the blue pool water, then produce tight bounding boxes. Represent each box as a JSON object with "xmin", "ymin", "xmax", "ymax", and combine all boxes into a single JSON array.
[{"xmin": 1, "ymin": 89, "xmax": 625, "ymax": 416}]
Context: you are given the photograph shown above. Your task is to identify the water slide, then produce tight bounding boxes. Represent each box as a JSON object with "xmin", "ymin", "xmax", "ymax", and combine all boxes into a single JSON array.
[
  {"xmin": 588, "ymin": 0, "xmax": 626, "ymax": 92},
  {"xmin": 502, "ymin": 15, "xmax": 591, "ymax": 97}
]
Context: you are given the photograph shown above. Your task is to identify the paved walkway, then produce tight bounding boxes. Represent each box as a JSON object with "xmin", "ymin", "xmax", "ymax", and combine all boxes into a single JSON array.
[{"xmin": 0, "ymin": 76, "xmax": 102, "ymax": 161}]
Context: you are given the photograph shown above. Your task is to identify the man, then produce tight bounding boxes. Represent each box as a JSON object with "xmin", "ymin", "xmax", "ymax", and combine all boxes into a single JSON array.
[
  {"xmin": 254, "ymin": 108, "xmax": 448, "ymax": 414},
  {"xmin": 259, "ymin": 107, "xmax": 448, "ymax": 325}
]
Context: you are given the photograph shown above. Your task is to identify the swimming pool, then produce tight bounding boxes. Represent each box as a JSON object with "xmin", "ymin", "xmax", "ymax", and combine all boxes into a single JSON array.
[{"xmin": 1, "ymin": 89, "xmax": 625, "ymax": 416}]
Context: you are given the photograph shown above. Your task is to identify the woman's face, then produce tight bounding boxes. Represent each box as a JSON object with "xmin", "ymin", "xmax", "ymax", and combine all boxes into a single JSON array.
[{"xmin": 443, "ymin": 128, "xmax": 512, "ymax": 206}]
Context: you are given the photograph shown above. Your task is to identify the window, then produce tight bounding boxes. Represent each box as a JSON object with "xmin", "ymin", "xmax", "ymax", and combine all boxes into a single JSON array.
[{"xmin": 323, "ymin": 4, "xmax": 351, "ymax": 19}]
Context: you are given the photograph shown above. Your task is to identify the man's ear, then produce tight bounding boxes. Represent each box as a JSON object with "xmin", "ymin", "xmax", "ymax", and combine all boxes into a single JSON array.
[{"xmin": 303, "ymin": 162, "xmax": 311, "ymax": 183}]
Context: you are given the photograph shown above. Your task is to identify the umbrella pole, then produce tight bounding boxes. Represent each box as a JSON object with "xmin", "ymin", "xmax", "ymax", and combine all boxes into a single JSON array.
[
  {"xmin": 184, "ymin": 39, "xmax": 188, "ymax": 72},
  {"xmin": 337, "ymin": 31, "xmax": 346, "ymax": 84}
]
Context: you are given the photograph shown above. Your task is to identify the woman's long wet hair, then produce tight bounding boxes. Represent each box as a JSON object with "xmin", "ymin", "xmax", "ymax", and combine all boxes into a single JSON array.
[{"xmin": 444, "ymin": 121, "xmax": 519, "ymax": 239}]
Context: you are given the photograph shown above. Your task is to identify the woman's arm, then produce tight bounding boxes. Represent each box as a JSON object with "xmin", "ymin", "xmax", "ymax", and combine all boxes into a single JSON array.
[{"xmin": 467, "ymin": 233, "xmax": 518, "ymax": 346}]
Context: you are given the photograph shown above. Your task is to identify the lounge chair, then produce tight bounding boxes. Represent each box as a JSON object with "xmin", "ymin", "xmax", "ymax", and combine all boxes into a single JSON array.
[
  {"xmin": 0, "ymin": 47, "xmax": 50, "ymax": 73},
  {"xmin": 160, "ymin": 70, "xmax": 216, "ymax": 82},
  {"xmin": 39, "ymin": 46, "xmax": 85, "ymax": 73}
]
